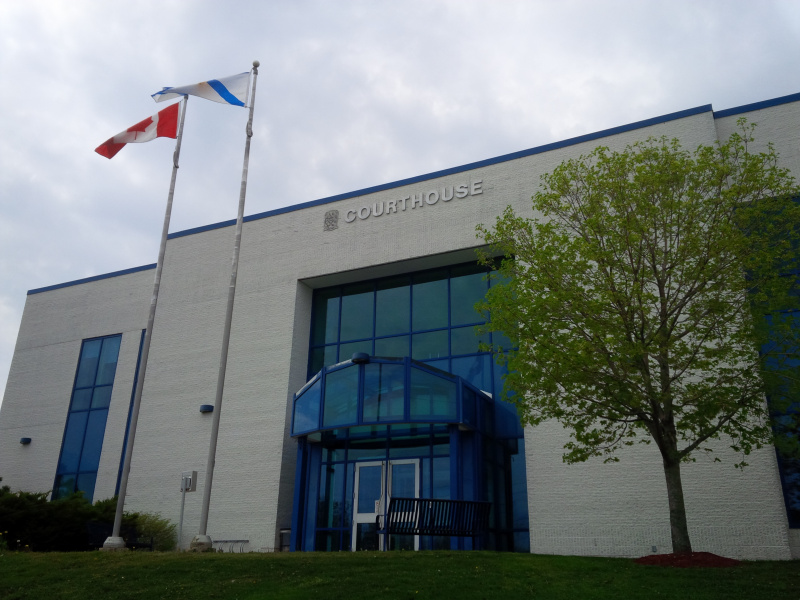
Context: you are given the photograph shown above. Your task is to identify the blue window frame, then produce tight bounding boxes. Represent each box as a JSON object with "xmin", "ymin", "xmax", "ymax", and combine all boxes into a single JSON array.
[
  {"xmin": 764, "ymin": 311, "xmax": 800, "ymax": 528},
  {"xmin": 292, "ymin": 357, "xmax": 487, "ymax": 436},
  {"xmin": 307, "ymin": 262, "xmax": 509, "ymax": 403},
  {"xmin": 115, "ymin": 329, "xmax": 145, "ymax": 496},
  {"xmin": 53, "ymin": 334, "xmax": 122, "ymax": 502},
  {"xmin": 300, "ymin": 424, "xmax": 454, "ymax": 551}
]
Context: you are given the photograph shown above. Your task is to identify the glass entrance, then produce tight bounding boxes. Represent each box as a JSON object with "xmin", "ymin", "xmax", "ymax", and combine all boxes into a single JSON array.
[
  {"xmin": 351, "ymin": 459, "xmax": 419, "ymax": 551},
  {"xmin": 352, "ymin": 462, "xmax": 383, "ymax": 551}
]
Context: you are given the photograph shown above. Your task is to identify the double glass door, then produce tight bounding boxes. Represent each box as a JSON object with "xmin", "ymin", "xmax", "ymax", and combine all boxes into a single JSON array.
[{"xmin": 352, "ymin": 459, "xmax": 419, "ymax": 551}]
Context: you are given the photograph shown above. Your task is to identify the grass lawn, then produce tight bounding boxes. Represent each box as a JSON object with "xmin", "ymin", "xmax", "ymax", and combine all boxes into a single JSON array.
[{"xmin": 0, "ymin": 550, "xmax": 797, "ymax": 600}]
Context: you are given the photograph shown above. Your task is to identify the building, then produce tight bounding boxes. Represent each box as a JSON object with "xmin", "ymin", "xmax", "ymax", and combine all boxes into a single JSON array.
[{"xmin": 1, "ymin": 92, "xmax": 799, "ymax": 559}]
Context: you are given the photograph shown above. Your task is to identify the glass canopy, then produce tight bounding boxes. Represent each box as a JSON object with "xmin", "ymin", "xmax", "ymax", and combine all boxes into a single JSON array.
[{"xmin": 292, "ymin": 355, "xmax": 493, "ymax": 437}]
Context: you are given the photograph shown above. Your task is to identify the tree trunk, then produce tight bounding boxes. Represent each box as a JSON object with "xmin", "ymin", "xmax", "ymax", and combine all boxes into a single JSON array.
[{"xmin": 662, "ymin": 458, "xmax": 693, "ymax": 554}]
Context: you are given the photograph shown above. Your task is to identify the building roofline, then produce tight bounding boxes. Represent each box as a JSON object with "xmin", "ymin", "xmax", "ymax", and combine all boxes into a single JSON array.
[
  {"xmin": 27, "ymin": 263, "xmax": 157, "ymax": 295},
  {"xmin": 168, "ymin": 103, "xmax": 713, "ymax": 240},
  {"xmin": 712, "ymin": 91, "xmax": 800, "ymax": 119},
  {"xmin": 29, "ymin": 91, "xmax": 800, "ymax": 294}
]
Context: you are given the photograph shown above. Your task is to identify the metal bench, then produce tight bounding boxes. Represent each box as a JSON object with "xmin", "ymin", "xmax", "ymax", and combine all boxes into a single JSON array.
[
  {"xmin": 378, "ymin": 497, "xmax": 491, "ymax": 544},
  {"xmin": 212, "ymin": 539, "xmax": 249, "ymax": 553}
]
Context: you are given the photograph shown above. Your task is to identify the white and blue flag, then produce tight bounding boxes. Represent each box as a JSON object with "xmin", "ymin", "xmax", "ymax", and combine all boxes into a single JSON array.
[{"xmin": 152, "ymin": 71, "xmax": 251, "ymax": 107}]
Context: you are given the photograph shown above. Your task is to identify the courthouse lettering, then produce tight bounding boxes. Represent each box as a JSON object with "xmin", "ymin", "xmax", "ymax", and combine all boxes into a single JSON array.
[{"xmin": 344, "ymin": 179, "xmax": 483, "ymax": 224}]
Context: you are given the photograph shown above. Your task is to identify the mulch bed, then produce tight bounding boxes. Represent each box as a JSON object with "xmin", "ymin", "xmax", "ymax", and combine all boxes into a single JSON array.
[{"xmin": 634, "ymin": 552, "xmax": 741, "ymax": 568}]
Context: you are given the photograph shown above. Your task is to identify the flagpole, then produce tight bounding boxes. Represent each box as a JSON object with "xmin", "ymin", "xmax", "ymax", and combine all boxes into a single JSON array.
[
  {"xmin": 191, "ymin": 60, "xmax": 260, "ymax": 551},
  {"xmin": 102, "ymin": 95, "xmax": 189, "ymax": 550}
]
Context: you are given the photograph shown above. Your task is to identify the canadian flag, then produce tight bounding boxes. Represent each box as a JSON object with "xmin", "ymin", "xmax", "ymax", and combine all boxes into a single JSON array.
[{"xmin": 95, "ymin": 102, "xmax": 180, "ymax": 159}]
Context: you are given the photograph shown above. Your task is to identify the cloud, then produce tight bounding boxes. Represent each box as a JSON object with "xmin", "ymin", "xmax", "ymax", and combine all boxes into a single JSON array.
[{"xmin": 2, "ymin": 0, "xmax": 800, "ymax": 404}]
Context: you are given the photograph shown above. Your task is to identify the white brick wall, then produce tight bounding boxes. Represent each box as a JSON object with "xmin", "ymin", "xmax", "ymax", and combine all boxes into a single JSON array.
[
  {"xmin": 1, "ymin": 99, "xmax": 797, "ymax": 558},
  {"xmin": 789, "ymin": 530, "xmax": 800, "ymax": 559},
  {"xmin": 525, "ymin": 421, "xmax": 791, "ymax": 560},
  {"xmin": 0, "ymin": 268, "xmax": 153, "ymax": 497}
]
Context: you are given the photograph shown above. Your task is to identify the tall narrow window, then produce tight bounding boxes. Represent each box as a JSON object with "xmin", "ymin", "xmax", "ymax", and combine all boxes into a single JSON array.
[{"xmin": 53, "ymin": 334, "xmax": 122, "ymax": 502}]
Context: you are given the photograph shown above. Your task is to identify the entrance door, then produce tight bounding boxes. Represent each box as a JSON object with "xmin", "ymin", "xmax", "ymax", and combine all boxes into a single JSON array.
[
  {"xmin": 351, "ymin": 459, "xmax": 419, "ymax": 551},
  {"xmin": 352, "ymin": 461, "xmax": 383, "ymax": 551}
]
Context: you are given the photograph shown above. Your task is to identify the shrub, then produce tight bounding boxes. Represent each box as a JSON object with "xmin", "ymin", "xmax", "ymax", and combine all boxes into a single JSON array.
[
  {"xmin": 0, "ymin": 487, "xmax": 175, "ymax": 552},
  {"xmin": 130, "ymin": 512, "xmax": 177, "ymax": 551},
  {"xmin": 0, "ymin": 486, "xmax": 94, "ymax": 551}
]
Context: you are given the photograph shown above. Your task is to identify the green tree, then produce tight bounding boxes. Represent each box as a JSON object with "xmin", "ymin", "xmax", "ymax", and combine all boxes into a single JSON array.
[{"xmin": 477, "ymin": 121, "xmax": 800, "ymax": 555}]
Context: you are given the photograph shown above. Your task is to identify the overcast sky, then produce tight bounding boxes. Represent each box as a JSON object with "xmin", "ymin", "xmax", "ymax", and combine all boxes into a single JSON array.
[{"xmin": 2, "ymin": 0, "xmax": 800, "ymax": 404}]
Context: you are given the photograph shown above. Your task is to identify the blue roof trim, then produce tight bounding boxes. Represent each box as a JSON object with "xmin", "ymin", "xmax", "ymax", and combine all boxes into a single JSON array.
[
  {"xmin": 167, "ymin": 103, "xmax": 713, "ymax": 240},
  {"xmin": 168, "ymin": 219, "xmax": 237, "ymax": 239},
  {"xmin": 39, "ymin": 101, "xmax": 740, "ymax": 289},
  {"xmin": 35, "ymin": 92, "xmax": 800, "ymax": 294},
  {"xmin": 28, "ymin": 263, "xmax": 157, "ymax": 295},
  {"xmin": 713, "ymin": 92, "xmax": 800, "ymax": 119}
]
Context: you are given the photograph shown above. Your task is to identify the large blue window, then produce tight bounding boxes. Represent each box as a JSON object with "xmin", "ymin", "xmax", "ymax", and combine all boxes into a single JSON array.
[
  {"xmin": 765, "ymin": 311, "xmax": 800, "ymax": 528},
  {"xmin": 53, "ymin": 334, "xmax": 121, "ymax": 502},
  {"xmin": 308, "ymin": 262, "xmax": 510, "ymax": 402}
]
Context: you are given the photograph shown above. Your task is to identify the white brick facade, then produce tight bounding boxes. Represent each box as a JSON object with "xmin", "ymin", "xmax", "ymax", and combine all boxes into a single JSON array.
[{"xmin": 1, "ymin": 94, "xmax": 798, "ymax": 558}]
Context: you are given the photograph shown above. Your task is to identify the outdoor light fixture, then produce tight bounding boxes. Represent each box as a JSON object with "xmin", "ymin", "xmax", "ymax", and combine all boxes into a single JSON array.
[
  {"xmin": 199, "ymin": 405, "xmax": 214, "ymax": 413},
  {"xmin": 351, "ymin": 352, "xmax": 370, "ymax": 364},
  {"xmin": 20, "ymin": 437, "xmax": 31, "ymax": 445}
]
